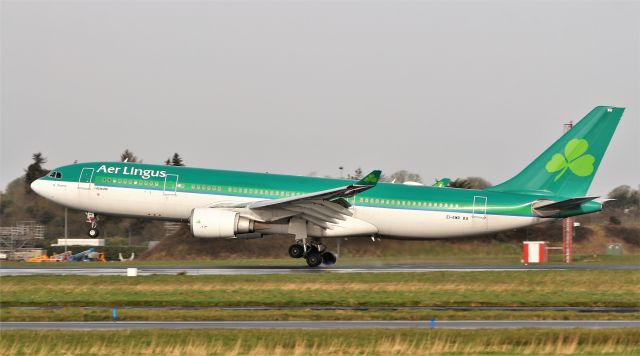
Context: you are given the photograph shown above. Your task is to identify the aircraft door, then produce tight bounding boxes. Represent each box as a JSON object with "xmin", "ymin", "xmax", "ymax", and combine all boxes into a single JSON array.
[
  {"xmin": 472, "ymin": 195, "xmax": 488, "ymax": 231},
  {"xmin": 164, "ymin": 174, "xmax": 179, "ymax": 195},
  {"xmin": 78, "ymin": 168, "xmax": 94, "ymax": 190}
]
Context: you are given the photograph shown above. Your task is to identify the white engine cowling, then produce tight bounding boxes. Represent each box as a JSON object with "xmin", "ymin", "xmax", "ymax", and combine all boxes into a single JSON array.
[{"xmin": 189, "ymin": 208, "xmax": 254, "ymax": 238}]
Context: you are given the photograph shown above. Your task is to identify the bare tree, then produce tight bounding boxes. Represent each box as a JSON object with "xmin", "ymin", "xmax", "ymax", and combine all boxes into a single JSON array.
[
  {"xmin": 383, "ymin": 170, "xmax": 422, "ymax": 183},
  {"xmin": 607, "ymin": 185, "xmax": 639, "ymax": 211},
  {"xmin": 449, "ymin": 177, "xmax": 492, "ymax": 189},
  {"xmin": 347, "ymin": 167, "xmax": 363, "ymax": 180}
]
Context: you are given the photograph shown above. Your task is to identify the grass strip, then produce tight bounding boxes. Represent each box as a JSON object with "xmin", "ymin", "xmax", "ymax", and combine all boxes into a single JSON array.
[
  {"xmin": 1, "ymin": 328, "xmax": 639, "ymax": 355},
  {"xmin": 2, "ymin": 271, "xmax": 639, "ymax": 307},
  {"xmin": 1, "ymin": 307, "xmax": 639, "ymax": 322}
]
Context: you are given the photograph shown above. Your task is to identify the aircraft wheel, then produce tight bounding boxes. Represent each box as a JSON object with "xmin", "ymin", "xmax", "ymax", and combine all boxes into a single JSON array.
[
  {"xmin": 288, "ymin": 244, "xmax": 305, "ymax": 259},
  {"xmin": 305, "ymin": 252, "xmax": 323, "ymax": 268},
  {"xmin": 321, "ymin": 252, "xmax": 337, "ymax": 266},
  {"xmin": 88, "ymin": 228, "xmax": 99, "ymax": 238}
]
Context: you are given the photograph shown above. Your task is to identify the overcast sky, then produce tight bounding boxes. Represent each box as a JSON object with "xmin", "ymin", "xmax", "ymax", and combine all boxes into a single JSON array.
[{"xmin": 1, "ymin": 0, "xmax": 639, "ymax": 196}]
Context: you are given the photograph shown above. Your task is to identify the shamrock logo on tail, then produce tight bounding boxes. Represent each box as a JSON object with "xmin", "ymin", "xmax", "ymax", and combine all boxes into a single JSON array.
[
  {"xmin": 545, "ymin": 138, "xmax": 596, "ymax": 181},
  {"xmin": 362, "ymin": 174, "xmax": 378, "ymax": 184}
]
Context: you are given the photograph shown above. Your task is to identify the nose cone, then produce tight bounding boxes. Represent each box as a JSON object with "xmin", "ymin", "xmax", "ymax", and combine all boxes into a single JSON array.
[{"xmin": 30, "ymin": 179, "xmax": 45, "ymax": 196}]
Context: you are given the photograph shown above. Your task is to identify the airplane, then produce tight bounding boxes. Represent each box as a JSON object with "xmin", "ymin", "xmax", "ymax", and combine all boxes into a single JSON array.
[{"xmin": 31, "ymin": 106, "xmax": 624, "ymax": 267}]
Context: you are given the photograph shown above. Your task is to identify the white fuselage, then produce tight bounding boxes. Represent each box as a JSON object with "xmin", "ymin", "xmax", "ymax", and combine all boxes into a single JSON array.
[{"xmin": 33, "ymin": 179, "xmax": 547, "ymax": 239}]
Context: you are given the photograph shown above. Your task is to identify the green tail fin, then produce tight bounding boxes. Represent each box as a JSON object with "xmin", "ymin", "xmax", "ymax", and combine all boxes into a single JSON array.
[
  {"xmin": 356, "ymin": 170, "xmax": 382, "ymax": 186},
  {"xmin": 488, "ymin": 106, "xmax": 624, "ymax": 197}
]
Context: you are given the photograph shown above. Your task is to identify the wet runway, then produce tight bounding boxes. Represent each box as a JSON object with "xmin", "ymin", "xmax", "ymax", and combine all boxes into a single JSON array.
[
  {"xmin": 2, "ymin": 320, "xmax": 639, "ymax": 330},
  {"xmin": 2, "ymin": 264, "xmax": 638, "ymax": 276}
]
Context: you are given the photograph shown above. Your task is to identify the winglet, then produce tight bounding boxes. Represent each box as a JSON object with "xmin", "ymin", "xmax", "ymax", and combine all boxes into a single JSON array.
[{"xmin": 356, "ymin": 170, "xmax": 382, "ymax": 186}]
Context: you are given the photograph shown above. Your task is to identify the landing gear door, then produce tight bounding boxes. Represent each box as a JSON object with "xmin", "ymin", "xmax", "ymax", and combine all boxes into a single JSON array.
[
  {"xmin": 472, "ymin": 195, "xmax": 488, "ymax": 231},
  {"xmin": 164, "ymin": 174, "xmax": 179, "ymax": 195},
  {"xmin": 78, "ymin": 168, "xmax": 94, "ymax": 190}
]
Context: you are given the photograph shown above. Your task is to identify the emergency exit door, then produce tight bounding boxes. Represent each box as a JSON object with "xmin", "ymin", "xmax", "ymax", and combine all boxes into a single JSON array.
[
  {"xmin": 472, "ymin": 195, "xmax": 488, "ymax": 231},
  {"xmin": 78, "ymin": 168, "xmax": 94, "ymax": 190},
  {"xmin": 164, "ymin": 174, "xmax": 179, "ymax": 195}
]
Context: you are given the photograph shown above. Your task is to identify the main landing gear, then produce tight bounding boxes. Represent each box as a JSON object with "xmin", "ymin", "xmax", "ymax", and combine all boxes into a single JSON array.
[
  {"xmin": 86, "ymin": 212, "xmax": 99, "ymax": 238},
  {"xmin": 286, "ymin": 217, "xmax": 337, "ymax": 268},
  {"xmin": 288, "ymin": 240, "xmax": 337, "ymax": 268}
]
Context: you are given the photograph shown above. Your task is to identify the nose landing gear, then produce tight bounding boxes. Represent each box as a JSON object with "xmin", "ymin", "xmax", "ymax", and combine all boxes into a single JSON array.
[{"xmin": 86, "ymin": 212, "xmax": 99, "ymax": 238}]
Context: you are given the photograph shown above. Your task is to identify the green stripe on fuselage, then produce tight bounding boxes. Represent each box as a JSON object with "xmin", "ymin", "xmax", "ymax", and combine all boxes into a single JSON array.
[{"xmin": 43, "ymin": 162, "xmax": 542, "ymax": 217}]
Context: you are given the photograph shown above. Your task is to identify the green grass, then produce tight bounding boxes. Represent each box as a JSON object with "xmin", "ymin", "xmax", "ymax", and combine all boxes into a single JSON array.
[
  {"xmin": 2, "ymin": 329, "xmax": 639, "ymax": 355},
  {"xmin": 2, "ymin": 271, "xmax": 639, "ymax": 308},
  {"xmin": 1, "ymin": 307, "xmax": 639, "ymax": 322}
]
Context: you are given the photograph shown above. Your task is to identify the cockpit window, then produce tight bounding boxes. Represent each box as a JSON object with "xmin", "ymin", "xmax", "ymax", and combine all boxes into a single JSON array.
[{"xmin": 48, "ymin": 171, "xmax": 63, "ymax": 179}]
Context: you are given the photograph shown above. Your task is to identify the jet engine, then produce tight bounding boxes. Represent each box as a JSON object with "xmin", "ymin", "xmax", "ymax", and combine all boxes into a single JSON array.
[{"xmin": 189, "ymin": 208, "xmax": 254, "ymax": 238}]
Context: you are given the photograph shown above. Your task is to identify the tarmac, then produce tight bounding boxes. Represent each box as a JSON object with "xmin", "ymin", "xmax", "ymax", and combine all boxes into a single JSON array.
[
  {"xmin": 2, "ymin": 320, "xmax": 639, "ymax": 330},
  {"xmin": 2, "ymin": 264, "xmax": 639, "ymax": 276}
]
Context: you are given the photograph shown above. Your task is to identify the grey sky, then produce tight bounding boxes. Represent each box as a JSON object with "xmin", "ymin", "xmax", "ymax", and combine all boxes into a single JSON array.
[{"xmin": 1, "ymin": 0, "xmax": 639, "ymax": 197}]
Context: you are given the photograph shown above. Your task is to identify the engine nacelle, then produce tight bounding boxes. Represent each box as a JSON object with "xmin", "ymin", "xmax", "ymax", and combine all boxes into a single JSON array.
[{"xmin": 189, "ymin": 208, "xmax": 254, "ymax": 238}]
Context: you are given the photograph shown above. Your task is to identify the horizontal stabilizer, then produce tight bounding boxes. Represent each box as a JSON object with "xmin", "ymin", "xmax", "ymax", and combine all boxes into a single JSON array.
[{"xmin": 534, "ymin": 196, "xmax": 599, "ymax": 211}]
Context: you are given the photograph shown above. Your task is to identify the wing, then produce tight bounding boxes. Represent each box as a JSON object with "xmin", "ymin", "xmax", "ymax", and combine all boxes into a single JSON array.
[{"xmin": 215, "ymin": 170, "xmax": 381, "ymax": 229}]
